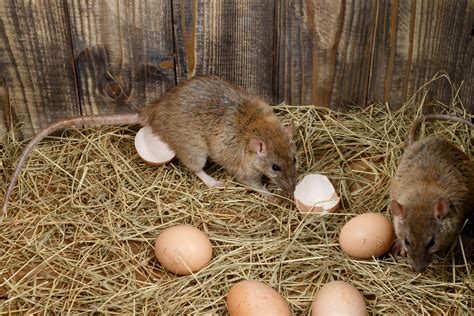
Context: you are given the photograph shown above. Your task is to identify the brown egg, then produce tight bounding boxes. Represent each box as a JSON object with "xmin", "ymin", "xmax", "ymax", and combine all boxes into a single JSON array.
[
  {"xmin": 135, "ymin": 126, "xmax": 175, "ymax": 165},
  {"xmin": 226, "ymin": 280, "xmax": 292, "ymax": 316},
  {"xmin": 311, "ymin": 281, "xmax": 367, "ymax": 316},
  {"xmin": 294, "ymin": 174, "xmax": 340, "ymax": 214},
  {"xmin": 347, "ymin": 159, "xmax": 378, "ymax": 193},
  {"xmin": 339, "ymin": 213, "xmax": 395, "ymax": 259},
  {"xmin": 154, "ymin": 225, "xmax": 212, "ymax": 275}
]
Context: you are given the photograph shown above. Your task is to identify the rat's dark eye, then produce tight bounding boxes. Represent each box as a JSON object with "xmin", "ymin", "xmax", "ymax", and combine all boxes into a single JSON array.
[
  {"xmin": 426, "ymin": 237, "xmax": 435, "ymax": 249},
  {"xmin": 293, "ymin": 157, "xmax": 297, "ymax": 163},
  {"xmin": 272, "ymin": 164, "xmax": 281, "ymax": 172},
  {"xmin": 404, "ymin": 238, "xmax": 411, "ymax": 247}
]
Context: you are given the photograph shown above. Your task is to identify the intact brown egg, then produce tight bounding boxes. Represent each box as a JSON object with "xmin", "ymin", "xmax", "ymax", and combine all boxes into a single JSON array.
[
  {"xmin": 226, "ymin": 280, "xmax": 292, "ymax": 316},
  {"xmin": 311, "ymin": 281, "xmax": 367, "ymax": 316},
  {"xmin": 135, "ymin": 126, "xmax": 175, "ymax": 165},
  {"xmin": 154, "ymin": 225, "xmax": 212, "ymax": 275},
  {"xmin": 339, "ymin": 213, "xmax": 395, "ymax": 259}
]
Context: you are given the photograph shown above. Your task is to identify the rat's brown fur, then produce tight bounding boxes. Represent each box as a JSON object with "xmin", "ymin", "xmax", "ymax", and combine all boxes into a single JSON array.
[
  {"xmin": 2, "ymin": 76, "xmax": 296, "ymax": 214},
  {"xmin": 390, "ymin": 115, "xmax": 474, "ymax": 272},
  {"xmin": 141, "ymin": 76, "xmax": 297, "ymax": 198}
]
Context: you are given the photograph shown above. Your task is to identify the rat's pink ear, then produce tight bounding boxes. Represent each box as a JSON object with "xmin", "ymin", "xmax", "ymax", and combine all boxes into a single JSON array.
[
  {"xmin": 285, "ymin": 121, "xmax": 295, "ymax": 138},
  {"xmin": 434, "ymin": 198, "xmax": 449, "ymax": 220},
  {"xmin": 391, "ymin": 200, "xmax": 405, "ymax": 218},
  {"xmin": 249, "ymin": 138, "xmax": 267, "ymax": 156}
]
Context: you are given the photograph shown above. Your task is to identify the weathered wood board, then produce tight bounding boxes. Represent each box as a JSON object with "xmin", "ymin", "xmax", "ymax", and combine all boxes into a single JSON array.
[
  {"xmin": 368, "ymin": 0, "xmax": 474, "ymax": 110},
  {"xmin": 173, "ymin": 0, "xmax": 275, "ymax": 102},
  {"xmin": 275, "ymin": 0, "xmax": 377, "ymax": 108},
  {"xmin": 67, "ymin": 0, "xmax": 176, "ymax": 117},
  {"xmin": 0, "ymin": 0, "xmax": 472, "ymax": 139},
  {"xmin": 0, "ymin": 0, "xmax": 79, "ymax": 139}
]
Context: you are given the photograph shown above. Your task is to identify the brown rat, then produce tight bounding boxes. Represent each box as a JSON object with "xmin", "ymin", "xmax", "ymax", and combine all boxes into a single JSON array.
[
  {"xmin": 390, "ymin": 114, "xmax": 474, "ymax": 272},
  {"xmin": 2, "ymin": 76, "xmax": 297, "ymax": 214}
]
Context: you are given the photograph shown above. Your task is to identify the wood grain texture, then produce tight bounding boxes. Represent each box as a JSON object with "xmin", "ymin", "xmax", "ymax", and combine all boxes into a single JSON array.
[
  {"xmin": 67, "ymin": 0, "xmax": 176, "ymax": 116},
  {"xmin": 173, "ymin": 0, "xmax": 275, "ymax": 102},
  {"xmin": 0, "ymin": 0, "xmax": 79, "ymax": 139},
  {"xmin": 2, "ymin": 0, "xmax": 473, "ymax": 140},
  {"xmin": 369, "ymin": 0, "xmax": 474, "ymax": 111},
  {"xmin": 275, "ymin": 0, "xmax": 377, "ymax": 108}
]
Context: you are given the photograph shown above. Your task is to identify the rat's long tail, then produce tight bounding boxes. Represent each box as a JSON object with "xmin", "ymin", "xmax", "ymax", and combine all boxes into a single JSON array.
[
  {"xmin": 408, "ymin": 114, "xmax": 474, "ymax": 146},
  {"xmin": 2, "ymin": 113, "xmax": 141, "ymax": 215}
]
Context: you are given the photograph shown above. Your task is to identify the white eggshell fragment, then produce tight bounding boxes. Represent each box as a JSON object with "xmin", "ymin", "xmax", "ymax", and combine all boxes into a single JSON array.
[
  {"xmin": 294, "ymin": 174, "xmax": 340, "ymax": 214},
  {"xmin": 311, "ymin": 281, "xmax": 367, "ymax": 316},
  {"xmin": 154, "ymin": 225, "xmax": 212, "ymax": 275},
  {"xmin": 135, "ymin": 126, "xmax": 175, "ymax": 165},
  {"xmin": 339, "ymin": 213, "xmax": 395, "ymax": 259},
  {"xmin": 227, "ymin": 280, "xmax": 292, "ymax": 316}
]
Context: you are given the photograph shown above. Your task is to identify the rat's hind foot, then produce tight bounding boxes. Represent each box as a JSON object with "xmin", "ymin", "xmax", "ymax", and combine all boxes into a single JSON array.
[
  {"xmin": 390, "ymin": 239, "xmax": 407, "ymax": 257},
  {"xmin": 196, "ymin": 171, "xmax": 225, "ymax": 189}
]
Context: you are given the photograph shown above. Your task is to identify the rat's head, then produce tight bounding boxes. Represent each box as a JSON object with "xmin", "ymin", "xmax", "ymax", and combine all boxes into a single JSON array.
[
  {"xmin": 391, "ymin": 197, "xmax": 459, "ymax": 272},
  {"xmin": 248, "ymin": 121, "xmax": 297, "ymax": 195}
]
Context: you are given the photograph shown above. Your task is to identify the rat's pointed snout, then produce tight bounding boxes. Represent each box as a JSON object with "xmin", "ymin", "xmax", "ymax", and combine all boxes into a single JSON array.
[
  {"xmin": 289, "ymin": 183, "xmax": 296, "ymax": 196},
  {"xmin": 410, "ymin": 255, "xmax": 430, "ymax": 273},
  {"xmin": 284, "ymin": 179, "xmax": 296, "ymax": 197}
]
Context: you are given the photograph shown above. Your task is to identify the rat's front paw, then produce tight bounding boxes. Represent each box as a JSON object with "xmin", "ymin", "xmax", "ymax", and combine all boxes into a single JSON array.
[
  {"xmin": 265, "ymin": 194, "xmax": 280, "ymax": 204},
  {"xmin": 208, "ymin": 179, "xmax": 226, "ymax": 189},
  {"xmin": 390, "ymin": 239, "xmax": 407, "ymax": 257},
  {"xmin": 258, "ymin": 191, "xmax": 281, "ymax": 204}
]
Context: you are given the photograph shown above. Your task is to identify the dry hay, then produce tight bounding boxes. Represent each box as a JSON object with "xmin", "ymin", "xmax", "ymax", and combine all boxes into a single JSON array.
[{"xmin": 1, "ymin": 75, "xmax": 473, "ymax": 315}]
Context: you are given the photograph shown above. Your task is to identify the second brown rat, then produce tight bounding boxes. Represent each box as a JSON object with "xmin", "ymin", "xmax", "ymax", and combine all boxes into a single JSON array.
[
  {"xmin": 2, "ymin": 76, "xmax": 297, "ymax": 214},
  {"xmin": 390, "ymin": 114, "xmax": 474, "ymax": 272}
]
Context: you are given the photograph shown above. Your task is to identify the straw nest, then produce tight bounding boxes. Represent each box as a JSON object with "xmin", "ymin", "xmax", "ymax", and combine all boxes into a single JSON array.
[{"xmin": 1, "ymin": 75, "xmax": 473, "ymax": 315}]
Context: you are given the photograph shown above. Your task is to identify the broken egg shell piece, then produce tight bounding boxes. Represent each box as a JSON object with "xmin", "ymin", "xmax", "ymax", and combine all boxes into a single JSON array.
[
  {"xmin": 135, "ymin": 126, "xmax": 175, "ymax": 165},
  {"xmin": 294, "ymin": 174, "xmax": 340, "ymax": 214}
]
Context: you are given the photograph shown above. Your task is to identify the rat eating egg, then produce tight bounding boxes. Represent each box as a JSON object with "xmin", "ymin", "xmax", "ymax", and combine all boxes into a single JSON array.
[
  {"xmin": 154, "ymin": 225, "xmax": 212, "ymax": 275},
  {"xmin": 339, "ymin": 213, "xmax": 395, "ymax": 259},
  {"xmin": 226, "ymin": 280, "xmax": 292, "ymax": 316},
  {"xmin": 311, "ymin": 281, "xmax": 367, "ymax": 316}
]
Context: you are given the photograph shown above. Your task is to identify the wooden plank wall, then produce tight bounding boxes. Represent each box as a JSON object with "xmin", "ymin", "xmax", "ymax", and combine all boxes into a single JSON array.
[
  {"xmin": 173, "ymin": 0, "xmax": 275, "ymax": 101},
  {"xmin": 1, "ymin": 0, "xmax": 472, "ymax": 139},
  {"xmin": 67, "ymin": 1, "xmax": 176, "ymax": 116},
  {"xmin": 276, "ymin": 0, "xmax": 377, "ymax": 109},
  {"xmin": 369, "ymin": 0, "xmax": 473, "ymax": 108},
  {"xmin": 0, "ymin": 0, "xmax": 80, "ymax": 139}
]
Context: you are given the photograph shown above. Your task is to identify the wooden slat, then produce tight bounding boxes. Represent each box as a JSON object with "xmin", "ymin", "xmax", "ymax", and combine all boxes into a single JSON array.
[
  {"xmin": 369, "ymin": 0, "xmax": 474, "ymax": 111},
  {"xmin": 173, "ymin": 0, "xmax": 275, "ymax": 102},
  {"xmin": 275, "ymin": 0, "xmax": 377, "ymax": 108},
  {"xmin": 1, "ymin": 0, "xmax": 472, "ymax": 140},
  {"xmin": 67, "ymin": 0, "xmax": 176, "ymax": 116},
  {"xmin": 0, "ymin": 0, "xmax": 80, "ymax": 139}
]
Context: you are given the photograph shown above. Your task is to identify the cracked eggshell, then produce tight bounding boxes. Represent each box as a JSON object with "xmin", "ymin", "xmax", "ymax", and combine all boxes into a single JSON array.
[
  {"xmin": 294, "ymin": 174, "xmax": 340, "ymax": 214},
  {"xmin": 226, "ymin": 280, "xmax": 292, "ymax": 316},
  {"xmin": 135, "ymin": 126, "xmax": 175, "ymax": 165},
  {"xmin": 154, "ymin": 225, "xmax": 212, "ymax": 275},
  {"xmin": 311, "ymin": 281, "xmax": 367, "ymax": 316},
  {"xmin": 339, "ymin": 213, "xmax": 395, "ymax": 259}
]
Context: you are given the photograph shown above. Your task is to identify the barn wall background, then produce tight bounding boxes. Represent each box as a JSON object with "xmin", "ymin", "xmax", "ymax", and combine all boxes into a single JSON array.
[{"xmin": 0, "ymin": 0, "xmax": 472, "ymax": 139}]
